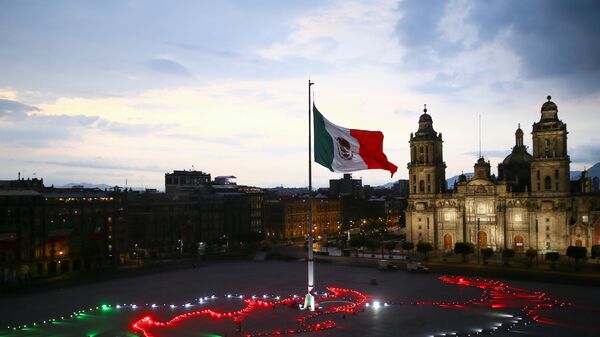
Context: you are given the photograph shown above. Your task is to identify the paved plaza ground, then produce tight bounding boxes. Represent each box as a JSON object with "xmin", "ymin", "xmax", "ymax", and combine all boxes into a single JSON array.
[{"xmin": 0, "ymin": 260, "xmax": 598, "ymax": 337}]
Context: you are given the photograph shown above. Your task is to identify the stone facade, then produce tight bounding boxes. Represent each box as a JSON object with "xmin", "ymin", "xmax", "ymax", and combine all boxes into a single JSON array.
[{"xmin": 406, "ymin": 97, "xmax": 600, "ymax": 253}]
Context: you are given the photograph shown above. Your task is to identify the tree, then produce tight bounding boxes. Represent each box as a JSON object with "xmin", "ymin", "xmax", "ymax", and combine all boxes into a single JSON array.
[
  {"xmin": 401, "ymin": 241, "xmax": 414, "ymax": 255},
  {"xmin": 566, "ymin": 246, "xmax": 587, "ymax": 269},
  {"xmin": 416, "ymin": 241, "xmax": 432, "ymax": 259},
  {"xmin": 348, "ymin": 235, "xmax": 366, "ymax": 249},
  {"xmin": 385, "ymin": 241, "xmax": 397, "ymax": 258},
  {"xmin": 525, "ymin": 248, "xmax": 537, "ymax": 267},
  {"xmin": 454, "ymin": 242, "xmax": 475, "ymax": 263},
  {"xmin": 365, "ymin": 238, "xmax": 380, "ymax": 257},
  {"xmin": 502, "ymin": 249, "xmax": 515, "ymax": 265},
  {"xmin": 545, "ymin": 252, "xmax": 559, "ymax": 269},
  {"xmin": 480, "ymin": 248, "xmax": 494, "ymax": 264},
  {"xmin": 591, "ymin": 245, "xmax": 600, "ymax": 264}
]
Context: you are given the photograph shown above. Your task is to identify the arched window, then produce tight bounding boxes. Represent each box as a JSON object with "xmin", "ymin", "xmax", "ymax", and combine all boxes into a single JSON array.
[
  {"xmin": 443, "ymin": 234, "xmax": 453, "ymax": 251},
  {"xmin": 419, "ymin": 180, "xmax": 425, "ymax": 192},
  {"xmin": 478, "ymin": 231, "xmax": 487, "ymax": 248},
  {"xmin": 544, "ymin": 176, "xmax": 551, "ymax": 190},
  {"xmin": 514, "ymin": 235, "xmax": 524, "ymax": 252}
]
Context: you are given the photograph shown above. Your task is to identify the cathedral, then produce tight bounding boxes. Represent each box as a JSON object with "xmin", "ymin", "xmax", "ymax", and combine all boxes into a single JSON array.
[{"xmin": 406, "ymin": 97, "xmax": 600, "ymax": 253}]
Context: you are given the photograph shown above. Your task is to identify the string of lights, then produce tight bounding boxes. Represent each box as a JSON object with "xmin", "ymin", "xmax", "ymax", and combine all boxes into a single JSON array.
[{"xmin": 4, "ymin": 276, "xmax": 571, "ymax": 337}]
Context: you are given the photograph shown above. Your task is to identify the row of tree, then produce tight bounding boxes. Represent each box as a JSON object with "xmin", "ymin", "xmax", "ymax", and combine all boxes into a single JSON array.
[
  {"xmin": 348, "ymin": 235, "xmax": 600, "ymax": 269},
  {"xmin": 453, "ymin": 242, "xmax": 599, "ymax": 268}
]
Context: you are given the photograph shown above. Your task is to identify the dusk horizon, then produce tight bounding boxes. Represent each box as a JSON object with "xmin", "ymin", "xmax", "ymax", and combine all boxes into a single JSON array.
[{"xmin": 1, "ymin": 0, "xmax": 599, "ymax": 189}]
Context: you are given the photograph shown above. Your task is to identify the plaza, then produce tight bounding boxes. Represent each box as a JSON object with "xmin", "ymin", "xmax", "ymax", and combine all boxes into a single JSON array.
[{"xmin": 1, "ymin": 260, "xmax": 598, "ymax": 337}]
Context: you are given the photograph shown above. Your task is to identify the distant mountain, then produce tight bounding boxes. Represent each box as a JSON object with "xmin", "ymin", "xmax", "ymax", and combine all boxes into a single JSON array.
[
  {"xmin": 57, "ymin": 182, "xmax": 118, "ymax": 190},
  {"xmin": 586, "ymin": 162, "xmax": 600, "ymax": 178},
  {"xmin": 570, "ymin": 162, "xmax": 599, "ymax": 180},
  {"xmin": 378, "ymin": 182, "xmax": 396, "ymax": 189},
  {"xmin": 447, "ymin": 172, "xmax": 474, "ymax": 187},
  {"xmin": 570, "ymin": 171, "xmax": 582, "ymax": 180},
  {"xmin": 445, "ymin": 162, "xmax": 599, "ymax": 187}
]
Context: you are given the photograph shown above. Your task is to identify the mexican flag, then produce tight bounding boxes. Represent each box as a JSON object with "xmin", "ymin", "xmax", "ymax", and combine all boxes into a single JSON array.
[{"xmin": 313, "ymin": 104, "xmax": 398, "ymax": 176}]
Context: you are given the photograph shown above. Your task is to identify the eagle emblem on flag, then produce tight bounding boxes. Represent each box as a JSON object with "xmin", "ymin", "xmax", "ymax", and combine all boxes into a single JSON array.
[{"xmin": 335, "ymin": 137, "xmax": 353, "ymax": 160}]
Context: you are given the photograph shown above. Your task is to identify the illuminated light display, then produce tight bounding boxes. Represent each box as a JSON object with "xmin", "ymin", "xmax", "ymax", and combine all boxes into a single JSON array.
[
  {"xmin": 3, "ymin": 276, "xmax": 572, "ymax": 336},
  {"xmin": 131, "ymin": 287, "xmax": 366, "ymax": 337}
]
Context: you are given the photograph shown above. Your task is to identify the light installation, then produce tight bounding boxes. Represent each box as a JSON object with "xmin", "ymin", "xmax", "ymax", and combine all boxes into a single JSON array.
[
  {"xmin": 132, "ymin": 287, "xmax": 366, "ymax": 337},
  {"xmin": 4, "ymin": 276, "xmax": 571, "ymax": 337}
]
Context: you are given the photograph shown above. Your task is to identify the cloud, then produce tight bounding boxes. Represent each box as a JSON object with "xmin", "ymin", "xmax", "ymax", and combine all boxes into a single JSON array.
[
  {"xmin": 168, "ymin": 42, "xmax": 239, "ymax": 59},
  {"xmin": 463, "ymin": 150, "xmax": 510, "ymax": 159},
  {"xmin": 0, "ymin": 98, "xmax": 172, "ymax": 147},
  {"xmin": 166, "ymin": 133, "xmax": 241, "ymax": 146},
  {"xmin": 395, "ymin": 0, "xmax": 600, "ymax": 94},
  {"xmin": 0, "ymin": 99, "xmax": 39, "ymax": 120},
  {"xmin": 570, "ymin": 143, "xmax": 600, "ymax": 164},
  {"xmin": 147, "ymin": 58, "xmax": 194, "ymax": 77},
  {"xmin": 95, "ymin": 119, "xmax": 175, "ymax": 135},
  {"xmin": 0, "ymin": 103, "xmax": 100, "ymax": 146},
  {"xmin": 26, "ymin": 159, "xmax": 166, "ymax": 172}
]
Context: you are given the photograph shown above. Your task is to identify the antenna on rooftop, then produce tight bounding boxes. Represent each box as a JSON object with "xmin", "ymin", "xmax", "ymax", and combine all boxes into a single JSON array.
[{"xmin": 478, "ymin": 114, "xmax": 482, "ymax": 158}]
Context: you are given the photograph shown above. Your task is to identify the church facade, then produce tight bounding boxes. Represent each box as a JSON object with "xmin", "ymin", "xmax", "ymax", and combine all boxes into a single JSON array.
[{"xmin": 406, "ymin": 97, "xmax": 600, "ymax": 253}]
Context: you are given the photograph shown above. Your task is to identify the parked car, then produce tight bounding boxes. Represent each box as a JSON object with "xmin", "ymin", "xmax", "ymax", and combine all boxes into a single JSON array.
[
  {"xmin": 378, "ymin": 260, "xmax": 398, "ymax": 271},
  {"xmin": 406, "ymin": 262, "xmax": 429, "ymax": 273}
]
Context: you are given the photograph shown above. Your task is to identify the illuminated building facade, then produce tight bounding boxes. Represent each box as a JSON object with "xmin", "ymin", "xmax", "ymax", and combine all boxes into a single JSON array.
[{"xmin": 406, "ymin": 97, "xmax": 600, "ymax": 253}]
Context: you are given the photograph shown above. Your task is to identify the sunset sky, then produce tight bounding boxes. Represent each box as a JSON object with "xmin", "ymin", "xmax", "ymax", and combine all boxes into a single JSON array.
[{"xmin": 1, "ymin": 0, "xmax": 599, "ymax": 189}]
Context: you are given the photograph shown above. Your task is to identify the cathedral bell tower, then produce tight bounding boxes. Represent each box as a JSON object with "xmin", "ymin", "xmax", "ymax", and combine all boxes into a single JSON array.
[
  {"xmin": 408, "ymin": 105, "xmax": 446, "ymax": 195},
  {"xmin": 531, "ymin": 96, "xmax": 570, "ymax": 195}
]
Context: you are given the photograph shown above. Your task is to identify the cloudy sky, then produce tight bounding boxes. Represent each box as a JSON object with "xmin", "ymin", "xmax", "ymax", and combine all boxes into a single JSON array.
[{"xmin": 1, "ymin": 0, "xmax": 599, "ymax": 189}]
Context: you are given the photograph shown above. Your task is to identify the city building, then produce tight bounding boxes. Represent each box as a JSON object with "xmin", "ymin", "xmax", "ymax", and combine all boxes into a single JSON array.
[
  {"xmin": 406, "ymin": 97, "xmax": 600, "ymax": 253},
  {"xmin": 263, "ymin": 196, "xmax": 341, "ymax": 240},
  {"xmin": 0, "ymin": 184, "xmax": 119, "ymax": 282},
  {"xmin": 165, "ymin": 170, "xmax": 211, "ymax": 198}
]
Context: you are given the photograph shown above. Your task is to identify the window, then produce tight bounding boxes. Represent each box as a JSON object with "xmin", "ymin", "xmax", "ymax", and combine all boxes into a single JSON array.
[
  {"xmin": 546, "ymin": 225, "xmax": 550, "ymax": 231},
  {"xmin": 537, "ymin": 183, "xmax": 540, "ymax": 191},
  {"xmin": 536, "ymin": 170, "xmax": 540, "ymax": 179},
  {"xmin": 545, "ymin": 139, "xmax": 550, "ymax": 146},
  {"xmin": 555, "ymin": 169, "xmax": 559, "ymax": 179},
  {"xmin": 544, "ymin": 176, "xmax": 551, "ymax": 190},
  {"xmin": 514, "ymin": 213, "xmax": 522, "ymax": 222},
  {"xmin": 427, "ymin": 174, "xmax": 430, "ymax": 182},
  {"xmin": 419, "ymin": 180, "xmax": 425, "ymax": 192},
  {"xmin": 444, "ymin": 212, "xmax": 452, "ymax": 221},
  {"xmin": 546, "ymin": 218, "xmax": 549, "ymax": 222},
  {"xmin": 582, "ymin": 215, "xmax": 589, "ymax": 223},
  {"xmin": 427, "ymin": 185, "xmax": 431, "ymax": 192},
  {"xmin": 556, "ymin": 182, "xmax": 559, "ymax": 191},
  {"xmin": 477, "ymin": 203, "xmax": 487, "ymax": 214}
]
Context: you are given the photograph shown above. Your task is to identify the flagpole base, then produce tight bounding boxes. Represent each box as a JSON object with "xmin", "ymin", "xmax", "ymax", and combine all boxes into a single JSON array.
[{"xmin": 301, "ymin": 293, "xmax": 316, "ymax": 311}]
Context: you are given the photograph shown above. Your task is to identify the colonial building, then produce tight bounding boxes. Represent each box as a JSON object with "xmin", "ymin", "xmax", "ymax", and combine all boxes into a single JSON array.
[
  {"xmin": 406, "ymin": 97, "xmax": 600, "ymax": 253},
  {"xmin": 262, "ymin": 196, "xmax": 341, "ymax": 240}
]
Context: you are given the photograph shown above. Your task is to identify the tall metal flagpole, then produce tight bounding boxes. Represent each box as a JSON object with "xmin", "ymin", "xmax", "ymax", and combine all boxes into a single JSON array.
[{"xmin": 303, "ymin": 79, "xmax": 316, "ymax": 311}]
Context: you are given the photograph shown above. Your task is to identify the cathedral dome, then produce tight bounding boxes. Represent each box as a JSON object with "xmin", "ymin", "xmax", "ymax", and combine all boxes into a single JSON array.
[
  {"xmin": 502, "ymin": 124, "xmax": 532, "ymax": 166},
  {"xmin": 418, "ymin": 112, "xmax": 432, "ymax": 124},
  {"xmin": 539, "ymin": 95, "xmax": 559, "ymax": 122},
  {"xmin": 502, "ymin": 149, "xmax": 533, "ymax": 166},
  {"xmin": 416, "ymin": 104, "xmax": 436, "ymax": 134},
  {"xmin": 541, "ymin": 96, "xmax": 558, "ymax": 112}
]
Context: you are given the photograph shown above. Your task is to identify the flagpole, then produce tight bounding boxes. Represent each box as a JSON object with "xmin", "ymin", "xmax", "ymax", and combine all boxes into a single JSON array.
[{"xmin": 303, "ymin": 79, "xmax": 316, "ymax": 311}]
